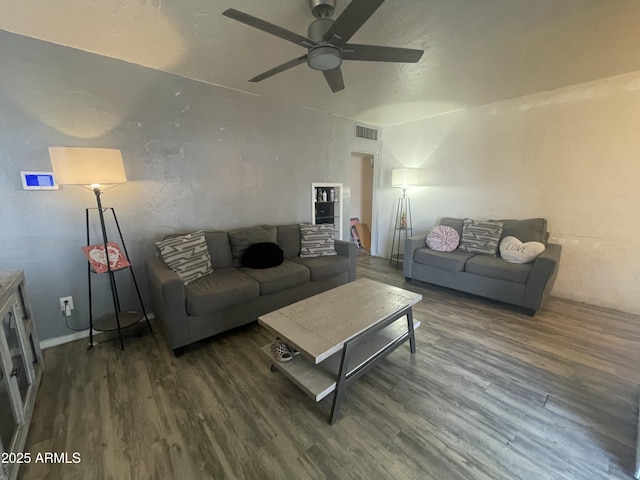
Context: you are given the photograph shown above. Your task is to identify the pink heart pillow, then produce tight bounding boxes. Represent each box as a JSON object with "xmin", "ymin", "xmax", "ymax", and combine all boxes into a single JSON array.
[
  {"xmin": 499, "ymin": 236, "xmax": 545, "ymax": 264},
  {"xmin": 426, "ymin": 225, "xmax": 460, "ymax": 252}
]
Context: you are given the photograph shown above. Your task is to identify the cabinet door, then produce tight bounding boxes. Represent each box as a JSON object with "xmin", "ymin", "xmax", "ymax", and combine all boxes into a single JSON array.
[
  {"xmin": 0, "ymin": 365, "xmax": 17, "ymax": 464},
  {"xmin": 0, "ymin": 299, "xmax": 24, "ymax": 480},
  {"xmin": 11, "ymin": 285, "xmax": 40, "ymax": 379},
  {"xmin": 14, "ymin": 282, "xmax": 43, "ymax": 366},
  {"xmin": 0, "ymin": 296, "xmax": 29, "ymax": 428},
  {"xmin": 0, "ymin": 442, "xmax": 8, "ymax": 480}
]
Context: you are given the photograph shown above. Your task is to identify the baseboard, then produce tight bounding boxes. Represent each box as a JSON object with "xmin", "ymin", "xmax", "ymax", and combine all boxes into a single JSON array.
[
  {"xmin": 40, "ymin": 329, "xmax": 97, "ymax": 350},
  {"xmin": 39, "ymin": 313, "xmax": 155, "ymax": 350}
]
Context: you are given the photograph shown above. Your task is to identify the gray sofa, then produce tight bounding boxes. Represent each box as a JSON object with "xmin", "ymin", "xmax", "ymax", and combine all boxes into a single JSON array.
[
  {"xmin": 403, "ymin": 217, "xmax": 561, "ymax": 315},
  {"xmin": 146, "ymin": 224, "xmax": 356, "ymax": 356}
]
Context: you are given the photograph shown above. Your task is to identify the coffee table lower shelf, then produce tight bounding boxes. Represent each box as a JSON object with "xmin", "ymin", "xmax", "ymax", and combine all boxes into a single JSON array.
[{"xmin": 260, "ymin": 318, "xmax": 421, "ymax": 403}]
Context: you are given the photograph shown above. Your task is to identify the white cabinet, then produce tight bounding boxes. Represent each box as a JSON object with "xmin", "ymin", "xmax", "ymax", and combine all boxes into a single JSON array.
[
  {"xmin": 0, "ymin": 271, "xmax": 43, "ymax": 480},
  {"xmin": 311, "ymin": 183, "xmax": 343, "ymax": 240}
]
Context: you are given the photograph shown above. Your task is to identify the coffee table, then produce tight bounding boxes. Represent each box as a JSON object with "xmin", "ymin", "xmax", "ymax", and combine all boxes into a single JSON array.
[{"xmin": 258, "ymin": 278, "xmax": 422, "ymax": 424}]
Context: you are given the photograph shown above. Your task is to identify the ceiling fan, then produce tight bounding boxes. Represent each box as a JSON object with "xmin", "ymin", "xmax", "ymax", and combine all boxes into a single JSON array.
[{"xmin": 222, "ymin": 0, "xmax": 424, "ymax": 93}]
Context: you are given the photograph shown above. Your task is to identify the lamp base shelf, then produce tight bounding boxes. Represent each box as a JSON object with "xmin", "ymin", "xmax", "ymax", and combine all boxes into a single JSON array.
[{"xmin": 93, "ymin": 311, "xmax": 144, "ymax": 332}]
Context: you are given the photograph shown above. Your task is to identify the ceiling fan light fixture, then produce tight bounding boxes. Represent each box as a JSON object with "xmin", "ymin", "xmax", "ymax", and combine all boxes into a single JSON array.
[{"xmin": 307, "ymin": 45, "xmax": 342, "ymax": 71}]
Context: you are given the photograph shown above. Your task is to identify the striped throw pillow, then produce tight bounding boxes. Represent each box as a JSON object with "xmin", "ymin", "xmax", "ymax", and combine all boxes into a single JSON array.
[
  {"xmin": 458, "ymin": 219, "xmax": 503, "ymax": 256},
  {"xmin": 299, "ymin": 224, "xmax": 338, "ymax": 258},
  {"xmin": 156, "ymin": 230, "xmax": 213, "ymax": 284}
]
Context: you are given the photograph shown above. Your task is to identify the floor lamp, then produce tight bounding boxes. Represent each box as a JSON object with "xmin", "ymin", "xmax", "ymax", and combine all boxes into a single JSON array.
[
  {"xmin": 390, "ymin": 168, "xmax": 423, "ymax": 268},
  {"xmin": 49, "ymin": 147, "xmax": 152, "ymax": 350}
]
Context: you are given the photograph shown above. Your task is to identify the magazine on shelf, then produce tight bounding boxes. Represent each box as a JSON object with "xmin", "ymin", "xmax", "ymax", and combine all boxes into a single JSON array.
[{"xmin": 81, "ymin": 242, "xmax": 130, "ymax": 273}]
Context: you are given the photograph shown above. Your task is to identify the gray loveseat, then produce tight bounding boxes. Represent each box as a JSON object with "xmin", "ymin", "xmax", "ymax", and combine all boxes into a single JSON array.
[
  {"xmin": 403, "ymin": 217, "xmax": 561, "ymax": 315},
  {"xmin": 146, "ymin": 224, "xmax": 356, "ymax": 356}
]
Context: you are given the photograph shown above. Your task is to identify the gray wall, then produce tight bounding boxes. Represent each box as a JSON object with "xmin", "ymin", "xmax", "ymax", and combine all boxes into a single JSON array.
[
  {"xmin": 0, "ymin": 30, "xmax": 367, "ymax": 341},
  {"xmin": 379, "ymin": 70, "xmax": 640, "ymax": 315}
]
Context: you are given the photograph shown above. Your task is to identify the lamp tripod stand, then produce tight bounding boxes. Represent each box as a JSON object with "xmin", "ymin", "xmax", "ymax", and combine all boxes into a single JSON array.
[
  {"xmin": 390, "ymin": 187, "xmax": 413, "ymax": 269},
  {"xmin": 86, "ymin": 188, "xmax": 152, "ymax": 350}
]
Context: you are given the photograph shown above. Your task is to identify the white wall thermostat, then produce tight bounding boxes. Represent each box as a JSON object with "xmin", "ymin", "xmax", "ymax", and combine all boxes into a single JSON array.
[{"xmin": 20, "ymin": 171, "xmax": 59, "ymax": 190}]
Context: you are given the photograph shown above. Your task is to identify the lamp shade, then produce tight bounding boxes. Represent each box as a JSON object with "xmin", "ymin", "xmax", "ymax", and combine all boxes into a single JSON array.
[
  {"xmin": 391, "ymin": 168, "xmax": 424, "ymax": 188},
  {"xmin": 49, "ymin": 147, "xmax": 127, "ymax": 189}
]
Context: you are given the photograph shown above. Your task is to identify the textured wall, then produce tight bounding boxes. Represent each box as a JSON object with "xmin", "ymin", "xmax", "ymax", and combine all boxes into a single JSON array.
[
  {"xmin": 380, "ymin": 71, "xmax": 640, "ymax": 315},
  {"xmin": 0, "ymin": 30, "xmax": 366, "ymax": 341}
]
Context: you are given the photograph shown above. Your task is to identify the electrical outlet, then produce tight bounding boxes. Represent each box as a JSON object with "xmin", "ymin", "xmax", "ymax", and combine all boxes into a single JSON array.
[{"xmin": 59, "ymin": 296, "xmax": 74, "ymax": 316}]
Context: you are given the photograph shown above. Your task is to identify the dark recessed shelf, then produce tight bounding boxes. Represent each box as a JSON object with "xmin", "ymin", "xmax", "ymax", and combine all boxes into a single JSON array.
[{"xmin": 313, "ymin": 183, "xmax": 343, "ymax": 240}]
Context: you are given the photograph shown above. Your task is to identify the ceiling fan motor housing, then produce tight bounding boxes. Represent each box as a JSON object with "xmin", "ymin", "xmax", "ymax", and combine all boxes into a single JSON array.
[
  {"xmin": 308, "ymin": 17, "xmax": 334, "ymax": 41},
  {"xmin": 309, "ymin": 0, "xmax": 336, "ymax": 18}
]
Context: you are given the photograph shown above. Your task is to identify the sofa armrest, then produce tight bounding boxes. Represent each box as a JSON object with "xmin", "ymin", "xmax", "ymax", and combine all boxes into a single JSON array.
[
  {"xmin": 145, "ymin": 255, "xmax": 191, "ymax": 349},
  {"xmin": 335, "ymin": 239, "xmax": 357, "ymax": 282},
  {"xmin": 403, "ymin": 234, "xmax": 427, "ymax": 279},
  {"xmin": 522, "ymin": 243, "xmax": 562, "ymax": 312}
]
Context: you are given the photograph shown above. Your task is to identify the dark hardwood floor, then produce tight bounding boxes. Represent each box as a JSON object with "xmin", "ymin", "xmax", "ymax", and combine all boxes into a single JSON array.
[{"xmin": 20, "ymin": 253, "xmax": 640, "ymax": 479}]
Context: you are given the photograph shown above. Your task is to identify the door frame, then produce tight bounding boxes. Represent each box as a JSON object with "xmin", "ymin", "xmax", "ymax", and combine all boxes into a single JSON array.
[{"xmin": 350, "ymin": 150, "xmax": 379, "ymax": 256}]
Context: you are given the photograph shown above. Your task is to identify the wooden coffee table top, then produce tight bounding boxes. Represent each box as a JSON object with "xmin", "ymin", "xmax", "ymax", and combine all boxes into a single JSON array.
[{"xmin": 258, "ymin": 278, "xmax": 422, "ymax": 364}]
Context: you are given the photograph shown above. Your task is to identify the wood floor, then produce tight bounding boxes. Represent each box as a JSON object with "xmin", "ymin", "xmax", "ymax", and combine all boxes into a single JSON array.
[{"xmin": 20, "ymin": 253, "xmax": 640, "ymax": 480}]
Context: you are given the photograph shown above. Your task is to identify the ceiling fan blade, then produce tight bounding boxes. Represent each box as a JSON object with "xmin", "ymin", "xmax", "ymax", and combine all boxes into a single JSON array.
[
  {"xmin": 322, "ymin": 68, "xmax": 345, "ymax": 93},
  {"xmin": 223, "ymin": 9, "xmax": 316, "ymax": 48},
  {"xmin": 249, "ymin": 55, "xmax": 308, "ymax": 83},
  {"xmin": 343, "ymin": 44, "xmax": 424, "ymax": 63},
  {"xmin": 322, "ymin": 0, "xmax": 386, "ymax": 46}
]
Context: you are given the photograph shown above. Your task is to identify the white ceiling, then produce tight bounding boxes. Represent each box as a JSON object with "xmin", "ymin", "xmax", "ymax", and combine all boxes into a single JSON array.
[{"xmin": 2, "ymin": 0, "xmax": 640, "ymax": 126}]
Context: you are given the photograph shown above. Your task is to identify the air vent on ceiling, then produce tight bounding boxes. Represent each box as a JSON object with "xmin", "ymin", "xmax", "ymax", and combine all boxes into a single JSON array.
[{"xmin": 355, "ymin": 125, "xmax": 379, "ymax": 141}]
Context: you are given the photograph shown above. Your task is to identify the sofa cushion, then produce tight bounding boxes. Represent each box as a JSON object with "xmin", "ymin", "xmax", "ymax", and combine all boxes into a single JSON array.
[
  {"xmin": 426, "ymin": 225, "xmax": 460, "ymax": 252},
  {"xmin": 499, "ymin": 236, "xmax": 545, "ymax": 264},
  {"xmin": 203, "ymin": 231, "xmax": 234, "ymax": 269},
  {"xmin": 229, "ymin": 226, "xmax": 278, "ymax": 267},
  {"xmin": 464, "ymin": 255, "xmax": 532, "ymax": 284},
  {"xmin": 439, "ymin": 217, "xmax": 464, "ymax": 238},
  {"xmin": 413, "ymin": 247, "xmax": 475, "ymax": 272},
  {"xmin": 292, "ymin": 255, "xmax": 351, "ymax": 281},
  {"xmin": 497, "ymin": 218, "xmax": 548, "ymax": 245},
  {"xmin": 277, "ymin": 224, "xmax": 302, "ymax": 260},
  {"xmin": 241, "ymin": 242, "xmax": 284, "ymax": 269},
  {"xmin": 299, "ymin": 224, "xmax": 337, "ymax": 257},
  {"xmin": 459, "ymin": 219, "xmax": 503, "ymax": 256},
  {"xmin": 240, "ymin": 260, "xmax": 310, "ymax": 295},
  {"xmin": 156, "ymin": 230, "xmax": 213, "ymax": 285},
  {"xmin": 185, "ymin": 267, "xmax": 259, "ymax": 316}
]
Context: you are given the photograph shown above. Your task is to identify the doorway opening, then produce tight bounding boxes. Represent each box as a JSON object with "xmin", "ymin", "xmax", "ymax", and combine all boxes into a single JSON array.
[{"xmin": 350, "ymin": 152, "xmax": 374, "ymax": 255}]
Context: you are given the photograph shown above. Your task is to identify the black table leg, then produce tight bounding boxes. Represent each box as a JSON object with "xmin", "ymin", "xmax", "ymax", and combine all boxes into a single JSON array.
[{"xmin": 328, "ymin": 305, "xmax": 417, "ymax": 424}]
